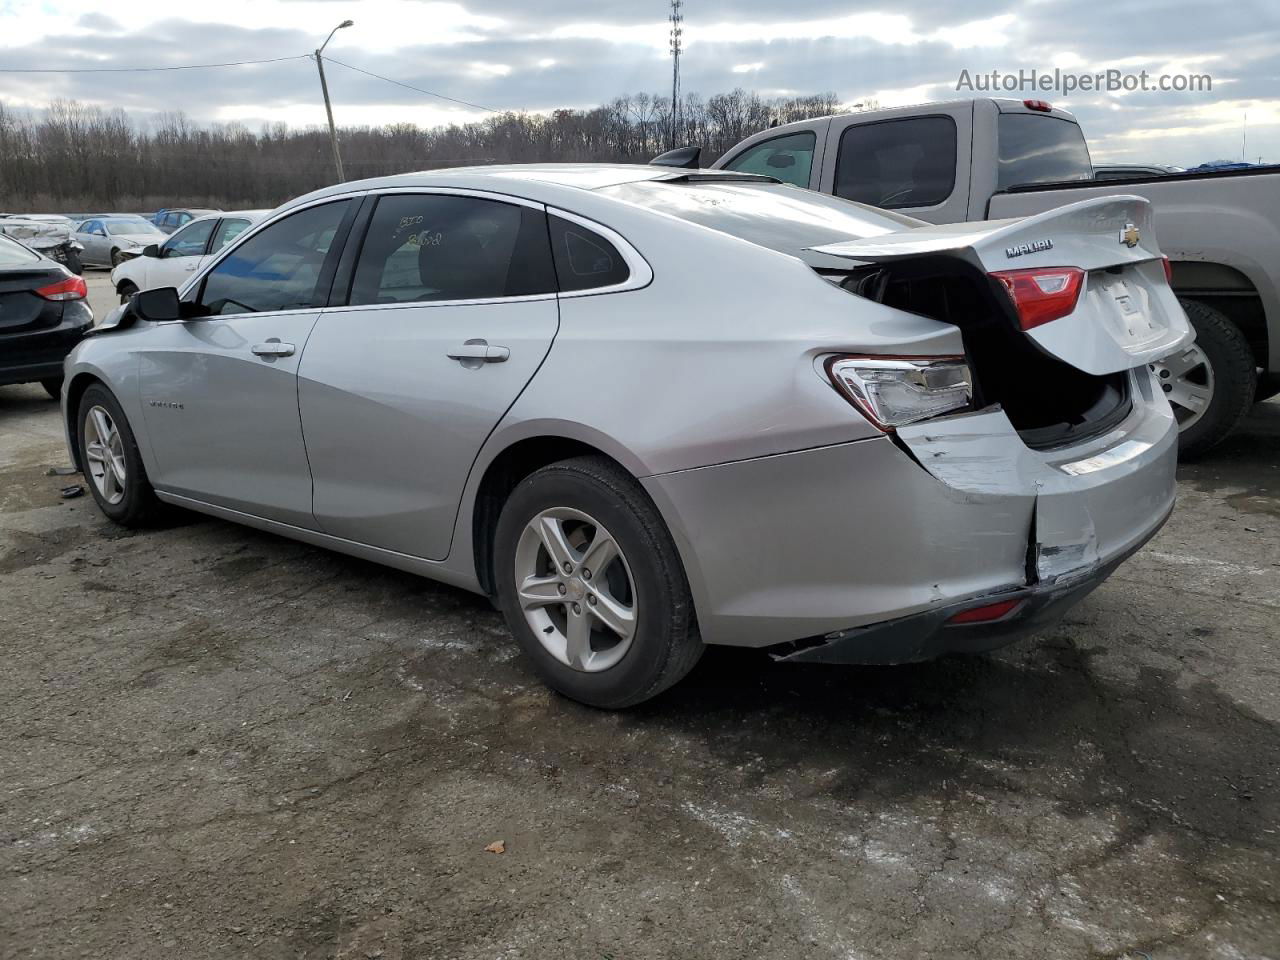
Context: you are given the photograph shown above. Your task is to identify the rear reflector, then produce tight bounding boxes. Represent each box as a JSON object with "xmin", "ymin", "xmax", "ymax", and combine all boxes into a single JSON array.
[
  {"xmin": 1161, "ymin": 256, "xmax": 1173, "ymax": 285},
  {"xmin": 1023, "ymin": 99, "xmax": 1053, "ymax": 112},
  {"xmin": 34, "ymin": 274, "xmax": 88, "ymax": 302},
  {"xmin": 947, "ymin": 598, "xmax": 1023, "ymax": 625},
  {"xmin": 990, "ymin": 267, "xmax": 1084, "ymax": 331}
]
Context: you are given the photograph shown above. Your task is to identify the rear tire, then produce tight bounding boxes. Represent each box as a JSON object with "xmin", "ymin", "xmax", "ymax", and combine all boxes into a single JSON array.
[
  {"xmin": 1159, "ymin": 299, "xmax": 1257, "ymax": 459},
  {"xmin": 40, "ymin": 377, "xmax": 63, "ymax": 401},
  {"xmin": 76, "ymin": 384, "xmax": 161, "ymax": 527},
  {"xmin": 493, "ymin": 456, "xmax": 703, "ymax": 709}
]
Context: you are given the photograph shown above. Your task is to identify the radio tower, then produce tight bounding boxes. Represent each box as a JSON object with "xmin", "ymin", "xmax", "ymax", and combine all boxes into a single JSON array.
[{"xmin": 669, "ymin": 0, "xmax": 683, "ymax": 149}]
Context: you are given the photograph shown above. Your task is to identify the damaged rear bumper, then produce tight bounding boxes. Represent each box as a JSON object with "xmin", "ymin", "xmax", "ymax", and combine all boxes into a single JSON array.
[
  {"xmin": 642, "ymin": 369, "xmax": 1178, "ymax": 654},
  {"xmin": 768, "ymin": 500, "xmax": 1171, "ymax": 664}
]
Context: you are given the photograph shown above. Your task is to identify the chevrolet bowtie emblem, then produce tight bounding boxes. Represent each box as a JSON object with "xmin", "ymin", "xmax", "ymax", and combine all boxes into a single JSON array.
[{"xmin": 1119, "ymin": 223, "xmax": 1140, "ymax": 248}]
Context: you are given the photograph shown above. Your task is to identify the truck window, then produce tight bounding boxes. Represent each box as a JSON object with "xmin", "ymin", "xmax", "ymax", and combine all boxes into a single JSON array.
[
  {"xmin": 722, "ymin": 131, "xmax": 816, "ymax": 188},
  {"xmin": 833, "ymin": 116, "xmax": 957, "ymax": 209},
  {"xmin": 997, "ymin": 114, "xmax": 1092, "ymax": 189}
]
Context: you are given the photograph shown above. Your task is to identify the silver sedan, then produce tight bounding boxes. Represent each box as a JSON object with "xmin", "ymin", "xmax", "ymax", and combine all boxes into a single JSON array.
[{"xmin": 62, "ymin": 166, "xmax": 1189, "ymax": 707}]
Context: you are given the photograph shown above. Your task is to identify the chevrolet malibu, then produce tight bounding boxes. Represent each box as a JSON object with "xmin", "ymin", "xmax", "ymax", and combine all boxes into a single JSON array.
[{"xmin": 62, "ymin": 165, "xmax": 1188, "ymax": 707}]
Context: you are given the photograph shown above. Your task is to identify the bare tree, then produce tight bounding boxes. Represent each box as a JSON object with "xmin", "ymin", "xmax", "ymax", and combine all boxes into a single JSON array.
[{"xmin": 0, "ymin": 89, "xmax": 843, "ymax": 211}]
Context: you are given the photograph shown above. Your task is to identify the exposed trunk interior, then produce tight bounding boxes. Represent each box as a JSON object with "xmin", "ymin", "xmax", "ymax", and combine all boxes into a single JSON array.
[{"xmin": 834, "ymin": 257, "xmax": 1131, "ymax": 449}]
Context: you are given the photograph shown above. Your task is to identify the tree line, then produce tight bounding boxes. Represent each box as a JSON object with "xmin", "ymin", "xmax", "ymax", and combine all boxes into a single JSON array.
[{"xmin": 0, "ymin": 90, "xmax": 847, "ymax": 213}]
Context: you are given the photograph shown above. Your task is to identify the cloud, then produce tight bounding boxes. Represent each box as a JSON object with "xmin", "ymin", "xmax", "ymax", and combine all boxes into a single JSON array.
[{"xmin": 0, "ymin": 0, "xmax": 1275, "ymax": 166}]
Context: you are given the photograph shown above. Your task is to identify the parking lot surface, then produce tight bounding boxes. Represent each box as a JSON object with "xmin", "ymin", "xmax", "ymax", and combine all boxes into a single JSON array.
[{"xmin": 3, "ymin": 279, "xmax": 1278, "ymax": 959}]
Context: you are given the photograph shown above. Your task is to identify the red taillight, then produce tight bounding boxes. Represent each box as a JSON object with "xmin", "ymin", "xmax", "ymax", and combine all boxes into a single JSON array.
[
  {"xmin": 34, "ymin": 274, "xmax": 87, "ymax": 302},
  {"xmin": 947, "ymin": 598, "xmax": 1023, "ymax": 625},
  {"xmin": 1023, "ymin": 99, "xmax": 1053, "ymax": 112},
  {"xmin": 1161, "ymin": 256, "xmax": 1173, "ymax": 285},
  {"xmin": 990, "ymin": 267, "xmax": 1084, "ymax": 331}
]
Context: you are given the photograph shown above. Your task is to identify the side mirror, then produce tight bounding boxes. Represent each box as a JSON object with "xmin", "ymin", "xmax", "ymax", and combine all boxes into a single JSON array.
[
  {"xmin": 142, "ymin": 243, "xmax": 160, "ymax": 258},
  {"xmin": 134, "ymin": 286, "xmax": 182, "ymax": 322},
  {"xmin": 766, "ymin": 153, "xmax": 796, "ymax": 168}
]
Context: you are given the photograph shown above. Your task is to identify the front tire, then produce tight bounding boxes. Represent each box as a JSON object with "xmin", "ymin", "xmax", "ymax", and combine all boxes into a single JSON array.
[
  {"xmin": 494, "ymin": 456, "xmax": 703, "ymax": 709},
  {"xmin": 76, "ymin": 384, "xmax": 161, "ymax": 527},
  {"xmin": 1154, "ymin": 299, "xmax": 1257, "ymax": 459},
  {"xmin": 110, "ymin": 248, "xmax": 125, "ymax": 268},
  {"xmin": 65, "ymin": 250, "xmax": 82, "ymax": 275},
  {"xmin": 117, "ymin": 281, "xmax": 138, "ymax": 305}
]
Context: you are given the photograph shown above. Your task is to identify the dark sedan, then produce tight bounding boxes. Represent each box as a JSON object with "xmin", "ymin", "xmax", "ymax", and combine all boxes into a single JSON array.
[{"xmin": 0, "ymin": 232, "xmax": 93, "ymax": 398}]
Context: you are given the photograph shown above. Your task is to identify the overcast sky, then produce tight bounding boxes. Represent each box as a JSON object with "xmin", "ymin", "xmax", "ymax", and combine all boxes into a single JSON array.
[{"xmin": 1, "ymin": 0, "xmax": 1276, "ymax": 165}]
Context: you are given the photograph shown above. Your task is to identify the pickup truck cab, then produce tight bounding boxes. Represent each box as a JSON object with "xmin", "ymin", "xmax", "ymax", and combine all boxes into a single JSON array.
[{"xmin": 712, "ymin": 98, "xmax": 1280, "ymax": 456}]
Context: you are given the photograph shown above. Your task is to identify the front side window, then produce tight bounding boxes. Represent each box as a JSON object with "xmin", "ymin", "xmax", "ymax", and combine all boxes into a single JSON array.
[
  {"xmin": 722, "ymin": 131, "xmax": 817, "ymax": 188},
  {"xmin": 162, "ymin": 218, "xmax": 215, "ymax": 258},
  {"xmin": 211, "ymin": 218, "xmax": 252, "ymax": 252},
  {"xmin": 548, "ymin": 215, "xmax": 629, "ymax": 292},
  {"xmin": 834, "ymin": 116, "xmax": 958, "ymax": 209},
  {"xmin": 348, "ymin": 194, "xmax": 555, "ymax": 305},
  {"xmin": 198, "ymin": 201, "xmax": 350, "ymax": 316},
  {"xmin": 83, "ymin": 220, "xmax": 103, "ymax": 236}
]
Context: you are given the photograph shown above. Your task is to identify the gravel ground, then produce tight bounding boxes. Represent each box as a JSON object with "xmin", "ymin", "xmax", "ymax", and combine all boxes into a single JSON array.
[{"xmin": 3, "ymin": 275, "xmax": 1278, "ymax": 958}]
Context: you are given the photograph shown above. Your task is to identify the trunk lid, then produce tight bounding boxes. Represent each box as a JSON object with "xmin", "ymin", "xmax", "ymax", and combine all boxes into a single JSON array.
[{"xmin": 809, "ymin": 195, "xmax": 1191, "ymax": 376}]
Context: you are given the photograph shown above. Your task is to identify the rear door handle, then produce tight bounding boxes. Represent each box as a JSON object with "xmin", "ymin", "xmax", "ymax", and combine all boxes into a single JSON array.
[
  {"xmin": 251, "ymin": 340, "xmax": 295, "ymax": 358},
  {"xmin": 447, "ymin": 338, "xmax": 509, "ymax": 363}
]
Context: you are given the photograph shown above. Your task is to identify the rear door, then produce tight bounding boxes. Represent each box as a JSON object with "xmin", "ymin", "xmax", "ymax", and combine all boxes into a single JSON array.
[
  {"xmin": 818, "ymin": 102, "xmax": 973, "ymax": 224},
  {"xmin": 137, "ymin": 199, "xmax": 357, "ymax": 526},
  {"xmin": 298, "ymin": 189, "xmax": 560, "ymax": 561}
]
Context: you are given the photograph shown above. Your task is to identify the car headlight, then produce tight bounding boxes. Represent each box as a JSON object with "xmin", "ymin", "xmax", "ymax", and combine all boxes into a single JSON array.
[{"xmin": 825, "ymin": 355, "xmax": 972, "ymax": 431}]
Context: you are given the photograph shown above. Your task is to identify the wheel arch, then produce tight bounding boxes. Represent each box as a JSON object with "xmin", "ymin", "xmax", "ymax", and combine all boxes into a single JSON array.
[
  {"xmin": 470, "ymin": 434, "xmax": 635, "ymax": 597},
  {"xmin": 64, "ymin": 371, "xmax": 105, "ymax": 470},
  {"xmin": 1169, "ymin": 260, "xmax": 1269, "ymax": 371}
]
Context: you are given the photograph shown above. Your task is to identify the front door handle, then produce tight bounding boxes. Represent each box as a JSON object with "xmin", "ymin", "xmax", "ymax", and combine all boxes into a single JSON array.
[
  {"xmin": 251, "ymin": 340, "xmax": 295, "ymax": 358},
  {"xmin": 447, "ymin": 338, "xmax": 510, "ymax": 364}
]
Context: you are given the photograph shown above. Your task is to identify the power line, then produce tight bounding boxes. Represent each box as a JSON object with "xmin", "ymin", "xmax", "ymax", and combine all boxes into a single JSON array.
[
  {"xmin": 323, "ymin": 57, "xmax": 498, "ymax": 114},
  {"xmin": 0, "ymin": 54, "xmax": 311, "ymax": 74}
]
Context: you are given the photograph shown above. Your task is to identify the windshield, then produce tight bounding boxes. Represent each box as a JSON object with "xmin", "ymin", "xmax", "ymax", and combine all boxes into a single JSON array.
[
  {"xmin": 997, "ymin": 114, "xmax": 1093, "ymax": 190},
  {"xmin": 105, "ymin": 219, "xmax": 160, "ymax": 236}
]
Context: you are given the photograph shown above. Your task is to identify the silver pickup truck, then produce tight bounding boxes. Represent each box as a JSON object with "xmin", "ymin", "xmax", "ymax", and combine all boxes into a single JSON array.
[{"xmin": 707, "ymin": 98, "xmax": 1280, "ymax": 456}]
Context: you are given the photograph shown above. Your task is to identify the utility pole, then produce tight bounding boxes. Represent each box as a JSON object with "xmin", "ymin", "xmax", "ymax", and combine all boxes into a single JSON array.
[
  {"xmin": 669, "ymin": 0, "xmax": 683, "ymax": 149},
  {"xmin": 316, "ymin": 19, "xmax": 354, "ymax": 183}
]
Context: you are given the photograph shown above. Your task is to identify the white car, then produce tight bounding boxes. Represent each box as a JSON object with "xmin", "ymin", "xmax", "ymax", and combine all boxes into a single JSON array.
[{"xmin": 111, "ymin": 211, "xmax": 267, "ymax": 302}]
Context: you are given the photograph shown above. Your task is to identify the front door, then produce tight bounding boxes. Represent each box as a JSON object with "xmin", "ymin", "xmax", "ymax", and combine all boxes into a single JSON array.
[
  {"xmin": 299, "ymin": 191, "xmax": 561, "ymax": 561},
  {"xmin": 137, "ymin": 199, "xmax": 355, "ymax": 527}
]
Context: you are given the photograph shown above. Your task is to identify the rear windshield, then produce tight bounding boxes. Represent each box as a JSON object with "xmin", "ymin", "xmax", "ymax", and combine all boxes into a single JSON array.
[
  {"xmin": 0, "ymin": 233, "xmax": 41, "ymax": 265},
  {"xmin": 597, "ymin": 180, "xmax": 922, "ymax": 266},
  {"xmin": 997, "ymin": 114, "xmax": 1092, "ymax": 190}
]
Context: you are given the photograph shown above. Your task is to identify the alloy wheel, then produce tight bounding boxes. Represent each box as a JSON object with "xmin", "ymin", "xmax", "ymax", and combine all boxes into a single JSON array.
[
  {"xmin": 1151, "ymin": 343, "xmax": 1215, "ymax": 431},
  {"xmin": 83, "ymin": 405, "xmax": 128, "ymax": 505},
  {"xmin": 513, "ymin": 507, "xmax": 637, "ymax": 672}
]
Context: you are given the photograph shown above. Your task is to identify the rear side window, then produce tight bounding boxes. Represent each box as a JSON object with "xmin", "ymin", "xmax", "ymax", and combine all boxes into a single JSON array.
[
  {"xmin": 211, "ymin": 218, "xmax": 252, "ymax": 252},
  {"xmin": 349, "ymin": 194, "xmax": 556, "ymax": 305},
  {"xmin": 834, "ymin": 116, "xmax": 957, "ymax": 209},
  {"xmin": 198, "ymin": 200, "xmax": 351, "ymax": 315},
  {"xmin": 548, "ymin": 215, "xmax": 629, "ymax": 292},
  {"xmin": 722, "ymin": 131, "xmax": 816, "ymax": 187},
  {"xmin": 997, "ymin": 114, "xmax": 1092, "ymax": 190}
]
